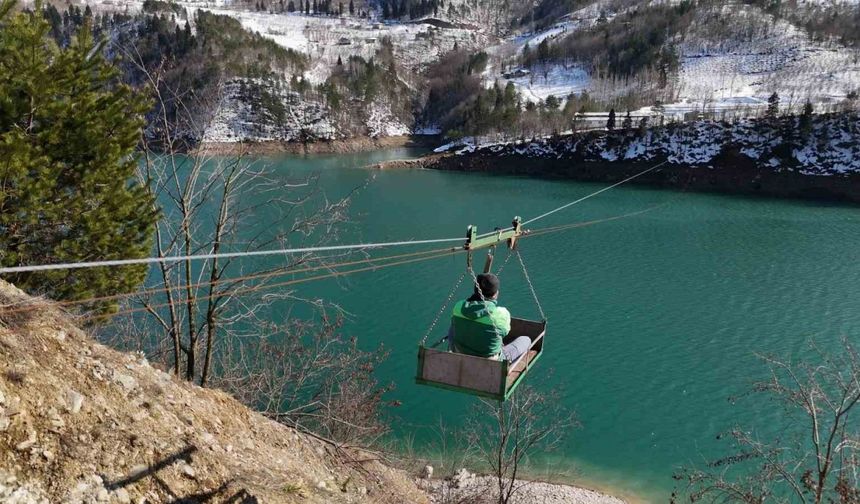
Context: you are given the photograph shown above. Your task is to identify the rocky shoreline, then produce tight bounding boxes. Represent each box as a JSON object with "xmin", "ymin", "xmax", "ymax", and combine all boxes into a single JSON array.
[
  {"xmin": 195, "ymin": 134, "xmax": 441, "ymax": 156},
  {"xmin": 373, "ymin": 114, "xmax": 860, "ymax": 204},
  {"xmin": 405, "ymin": 151, "xmax": 860, "ymax": 204},
  {"xmin": 417, "ymin": 468, "xmax": 629, "ymax": 504}
]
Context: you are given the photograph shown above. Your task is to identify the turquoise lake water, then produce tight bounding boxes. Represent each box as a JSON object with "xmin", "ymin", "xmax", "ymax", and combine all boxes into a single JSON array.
[{"xmin": 175, "ymin": 148, "xmax": 860, "ymax": 502}]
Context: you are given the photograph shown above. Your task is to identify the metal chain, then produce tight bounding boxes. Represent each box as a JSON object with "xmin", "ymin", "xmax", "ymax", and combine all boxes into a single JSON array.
[
  {"xmin": 495, "ymin": 248, "xmax": 514, "ymax": 277},
  {"xmin": 516, "ymin": 249, "xmax": 546, "ymax": 321},
  {"xmin": 421, "ymin": 270, "xmax": 468, "ymax": 345},
  {"xmin": 468, "ymin": 267, "xmax": 503, "ymax": 342}
]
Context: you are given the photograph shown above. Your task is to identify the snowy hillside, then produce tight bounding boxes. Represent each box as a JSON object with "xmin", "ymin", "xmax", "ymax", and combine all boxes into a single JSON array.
[
  {"xmin": 480, "ymin": 1, "xmax": 860, "ymax": 117},
  {"xmin": 200, "ymin": 78, "xmax": 411, "ymax": 141},
  {"xmin": 439, "ymin": 113, "xmax": 860, "ymax": 176},
  {"xmin": 187, "ymin": 9, "xmax": 484, "ymax": 84},
  {"xmin": 677, "ymin": 6, "xmax": 860, "ymax": 110},
  {"xmin": 201, "ymin": 78, "xmax": 336, "ymax": 142},
  {"xmin": 33, "ymin": 0, "xmax": 860, "ymax": 144}
]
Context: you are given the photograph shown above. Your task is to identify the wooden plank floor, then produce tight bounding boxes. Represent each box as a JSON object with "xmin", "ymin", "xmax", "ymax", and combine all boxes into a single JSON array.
[{"xmin": 506, "ymin": 350, "xmax": 538, "ymax": 388}]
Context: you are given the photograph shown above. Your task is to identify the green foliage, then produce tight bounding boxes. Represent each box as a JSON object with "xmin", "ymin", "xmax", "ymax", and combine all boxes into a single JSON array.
[
  {"xmin": 466, "ymin": 51, "xmax": 489, "ymax": 75},
  {"xmin": 799, "ymin": 100, "xmax": 814, "ymax": 139},
  {"xmin": 767, "ymin": 91, "xmax": 780, "ymax": 119},
  {"xmin": 622, "ymin": 110, "xmax": 633, "ymax": 131},
  {"xmin": 525, "ymin": 0, "xmax": 592, "ymax": 30},
  {"xmin": 194, "ymin": 11, "xmax": 306, "ymax": 77},
  {"xmin": 322, "ymin": 41, "xmax": 412, "ymax": 134},
  {"xmin": 96, "ymin": 9, "xmax": 307, "ymax": 146},
  {"xmin": 0, "ymin": 5, "xmax": 156, "ymax": 310},
  {"xmin": 256, "ymin": 81, "xmax": 289, "ymax": 124},
  {"xmin": 142, "ymin": 0, "xmax": 184, "ymax": 15},
  {"xmin": 422, "ymin": 50, "xmax": 517, "ymax": 135},
  {"xmin": 526, "ymin": 3, "xmax": 691, "ymax": 79},
  {"xmin": 637, "ymin": 116, "xmax": 649, "ymax": 136}
]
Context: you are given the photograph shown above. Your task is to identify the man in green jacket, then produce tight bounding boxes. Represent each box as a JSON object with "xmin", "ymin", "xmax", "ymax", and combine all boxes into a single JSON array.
[{"xmin": 446, "ymin": 273, "xmax": 532, "ymax": 362}]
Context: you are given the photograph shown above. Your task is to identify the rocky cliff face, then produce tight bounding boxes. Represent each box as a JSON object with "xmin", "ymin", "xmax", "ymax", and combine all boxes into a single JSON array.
[
  {"xmin": 437, "ymin": 113, "xmax": 860, "ymax": 176},
  {"xmin": 420, "ymin": 113, "xmax": 860, "ymax": 203},
  {"xmin": 0, "ymin": 280, "xmax": 427, "ymax": 504}
]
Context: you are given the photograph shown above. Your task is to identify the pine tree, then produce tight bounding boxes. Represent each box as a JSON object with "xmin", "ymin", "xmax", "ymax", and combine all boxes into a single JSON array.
[
  {"xmin": 622, "ymin": 110, "xmax": 632, "ymax": 131},
  {"xmin": 637, "ymin": 116, "xmax": 649, "ymax": 136},
  {"xmin": 537, "ymin": 38, "xmax": 550, "ymax": 62},
  {"xmin": 349, "ymin": 0, "xmax": 354, "ymax": 14},
  {"xmin": 847, "ymin": 90, "xmax": 858, "ymax": 112},
  {"xmin": 0, "ymin": 3, "xmax": 156, "ymax": 311},
  {"xmin": 606, "ymin": 108, "xmax": 616, "ymax": 131},
  {"xmin": 799, "ymin": 100, "xmax": 814, "ymax": 139},
  {"xmin": 767, "ymin": 91, "xmax": 780, "ymax": 119},
  {"xmin": 337, "ymin": 55, "xmax": 343, "ymax": 65},
  {"xmin": 544, "ymin": 94, "xmax": 560, "ymax": 110}
]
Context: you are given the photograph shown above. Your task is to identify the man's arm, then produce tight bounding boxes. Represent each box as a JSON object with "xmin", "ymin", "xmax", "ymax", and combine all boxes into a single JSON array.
[{"xmin": 495, "ymin": 307, "xmax": 511, "ymax": 336}]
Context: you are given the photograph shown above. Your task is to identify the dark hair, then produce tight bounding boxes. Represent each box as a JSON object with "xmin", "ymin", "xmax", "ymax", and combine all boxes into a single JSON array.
[{"xmin": 469, "ymin": 273, "xmax": 500, "ymax": 301}]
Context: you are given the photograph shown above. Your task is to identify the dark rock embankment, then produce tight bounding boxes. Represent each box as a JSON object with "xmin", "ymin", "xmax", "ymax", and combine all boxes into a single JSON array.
[
  {"xmin": 415, "ymin": 150, "xmax": 860, "ymax": 204},
  {"xmin": 382, "ymin": 113, "xmax": 860, "ymax": 204}
]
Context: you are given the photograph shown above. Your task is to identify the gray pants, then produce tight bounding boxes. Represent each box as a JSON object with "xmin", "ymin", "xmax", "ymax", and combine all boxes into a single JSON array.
[{"xmin": 502, "ymin": 336, "xmax": 532, "ymax": 362}]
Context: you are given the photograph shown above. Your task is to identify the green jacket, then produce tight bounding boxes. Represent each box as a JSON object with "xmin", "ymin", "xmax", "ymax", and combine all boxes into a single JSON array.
[{"xmin": 451, "ymin": 298, "xmax": 511, "ymax": 358}]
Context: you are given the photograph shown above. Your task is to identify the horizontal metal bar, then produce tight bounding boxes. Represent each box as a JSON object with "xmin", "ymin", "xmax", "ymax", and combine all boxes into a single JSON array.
[
  {"xmin": 465, "ymin": 229, "xmax": 520, "ymax": 251},
  {"xmin": 414, "ymin": 378, "xmax": 504, "ymax": 401}
]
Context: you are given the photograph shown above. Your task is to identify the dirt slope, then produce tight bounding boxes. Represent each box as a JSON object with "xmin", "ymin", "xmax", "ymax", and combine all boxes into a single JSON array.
[{"xmin": 0, "ymin": 280, "xmax": 427, "ymax": 504}]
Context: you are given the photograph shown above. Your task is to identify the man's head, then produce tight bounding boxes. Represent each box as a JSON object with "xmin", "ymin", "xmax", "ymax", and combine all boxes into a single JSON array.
[{"xmin": 474, "ymin": 273, "xmax": 500, "ymax": 300}]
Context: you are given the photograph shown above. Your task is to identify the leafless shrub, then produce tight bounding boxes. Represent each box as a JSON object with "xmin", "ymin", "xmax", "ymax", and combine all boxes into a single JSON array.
[
  {"xmin": 211, "ymin": 316, "xmax": 394, "ymax": 446},
  {"xmin": 675, "ymin": 338, "xmax": 860, "ymax": 504},
  {"xmin": 463, "ymin": 385, "xmax": 579, "ymax": 504},
  {"xmin": 97, "ymin": 39, "xmax": 392, "ymax": 447}
]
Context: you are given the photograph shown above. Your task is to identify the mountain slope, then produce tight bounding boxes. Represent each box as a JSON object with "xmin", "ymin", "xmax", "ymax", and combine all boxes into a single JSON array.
[{"xmin": 0, "ymin": 280, "xmax": 426, "ymax": 504}]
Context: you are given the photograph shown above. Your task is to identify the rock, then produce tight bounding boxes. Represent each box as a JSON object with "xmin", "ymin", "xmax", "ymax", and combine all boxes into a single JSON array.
[
  {"xmin": 65, "ymin": 390, "xmax": 84, "ymax": 414},
  {"xmin": 114, "ymin": 487, "xmax": 131, "ymax": 504},
  {"xmin": 452, "ymin": 468, "xmax": 473, "ymax": 489},
  {"xmin": 420, "ymin": 465, "xmax": 434, "ymax": 479},
  {"xmin": 15, "ymin": 432, "xmax": 36, "ymax": 451},
  {"xmin": 53, "ymin": 330, "xmax": 66, "ymax": 342},
  {"xmin": 0, "ymin": 389, "xmax": 5, "ymax": 405},
  {"xmin": 112, "ymin": 372, "xmax": 137, "ymax": 393},
  {"xmin": 129, "ymin": 465, "xmax": 148, "ymax": 478},
  {"xmin": 41, "ymin": 450, "xmax": 53, "ymax": 462},
  {"xmin": 92, "ymin": 362, "xmax": 107, "ymax": 381},
  {"xmin": 181, "ymin": 464, "xmax": 196, "ymax": 479},
  {"xmin": 316, "ymin": 480, "xmax": 327, "ymax": 490},
  {"xmin": 225, "ymin": 444, "xmax": 233, "ymax": 453},
  {"xmin": 96, "ymin": 488, "xmax": 110, "ymax": 502}
]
